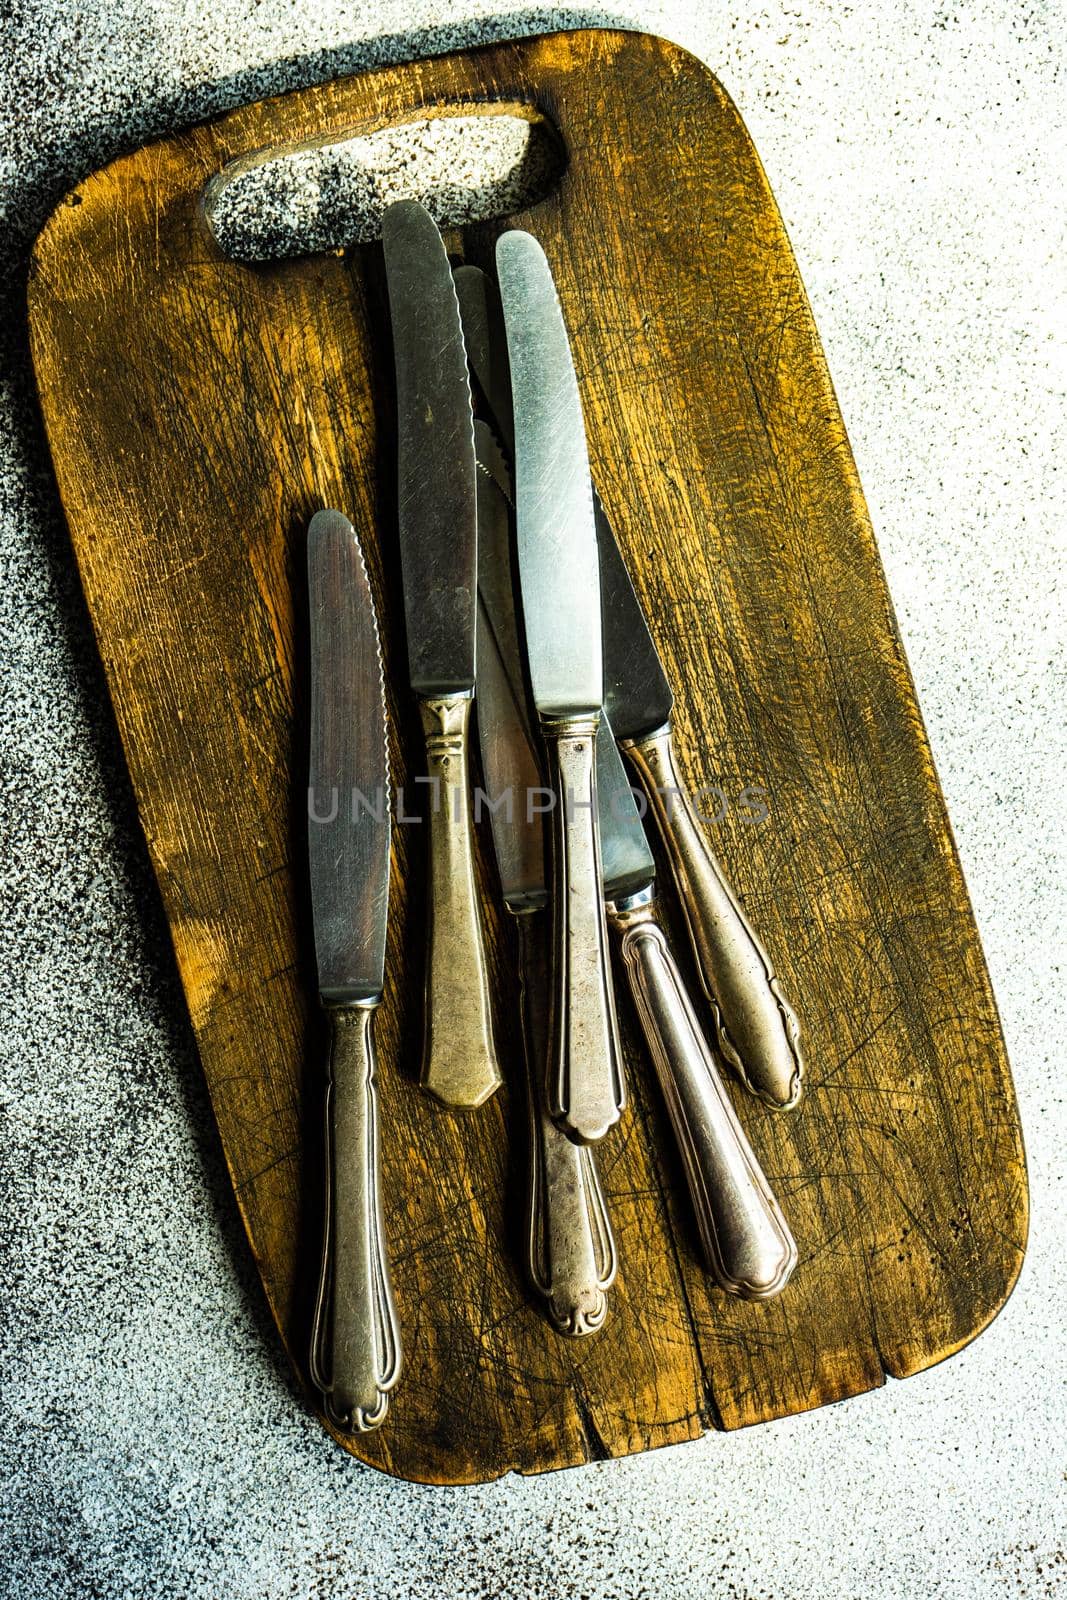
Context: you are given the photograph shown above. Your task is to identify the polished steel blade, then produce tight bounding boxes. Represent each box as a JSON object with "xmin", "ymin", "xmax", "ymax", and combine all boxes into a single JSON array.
[
  {"xmin": 454, "ymin": 265, "xmax": 515, "ymax": 453},
  {"xmin": 382, "ymin": 200, "xmax": 477, "ymax": 696},
  {"xmin": 496, "ymin": 230, "xmax": 602, "ymax": 717},
  {"xmin": 307, "ymin": 511, "xmax": 390, "ymax": 1003},
  {"xmin": 455, "ymin": 258, "xmax": 662, "ymax": 738},
  {"xmin": 473, "ymin": 423, "xmax": 546, "ymax": 911},
  {"xmin": 596, "ymin": 716, "xmax": 655, "ymax": 903},
  {"xmin": 597, "ymin": 503, "xmax": 674, "ymax": 742}
]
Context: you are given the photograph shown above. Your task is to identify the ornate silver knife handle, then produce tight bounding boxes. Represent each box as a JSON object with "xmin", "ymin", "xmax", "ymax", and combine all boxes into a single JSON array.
[
  {"xmin": 623, "ymin": 726, "xmax": 803, "ymax": 1110},
  {"xmin": 607, "ymin": 892, "xmax": 797, "ymax": 1299},
  {"xmin": 542, "ymin": 712, "xmax": 626, "ymax": 1144},
  {"xmin": 417, "ymin": 692, "xmax": 502, "ymax": 1109},
  {"xmin": 517, "ymin": 913, "xmax": 616, "ymax": 1334},
  {"xmin": 310, "ymin": 1002, "xmax": 401, "ymax": 1431}
]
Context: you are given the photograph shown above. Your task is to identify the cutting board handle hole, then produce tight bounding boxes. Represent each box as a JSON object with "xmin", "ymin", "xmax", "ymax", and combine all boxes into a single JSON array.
[{"xmin": 203, "ymin": 107, "xmax": 564, "ymax": 262}]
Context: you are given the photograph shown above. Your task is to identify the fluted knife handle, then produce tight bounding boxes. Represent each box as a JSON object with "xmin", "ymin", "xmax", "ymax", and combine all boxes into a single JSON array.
[
  {"xmin": 517, "ymin": 912, "xmax": 616, "ymax": 1335},
  {"xmin": 418, "ymin": 692, "xmax": 502, "ymax": 1108},
  {"xmin": 543, "ymin": 713, "xmax": 625, "ymax": 1143},
  {"xmin": 609, "ymin": 896, "xmax": 797, "ymax": 1299},
  {"xmin": 623, "ymin": 726, "xmax": 803, "ymax": 1109},
  {"xmin": 310, "ymin": 1003, "xmax": 401, "ymax": 1431}
]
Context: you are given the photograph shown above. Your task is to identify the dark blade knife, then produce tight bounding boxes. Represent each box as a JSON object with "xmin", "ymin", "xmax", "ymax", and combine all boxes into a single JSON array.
[
  {"xmin": 306, "ymin": 509, "xmax": 401, "ymax": 1432},
  {"xmin": 454, "ymin": 265, "xmax": 514, "ymax": 453},
  {"xmin": 381, "ymin": 200, "xmax": 501, "ymax": 1111},
  {"xmin": 598, "ymin": 517, "xmax": 804, "ymax": 1110},
  {"xmin": 473, "ymin": 421, "xmax": 616, "ymax": 1335},
  {"xmin": 596, "ymin": 715, "xmax": 797, "ymax": 1298},
  {"xmin": 496, "ymin": 229, "xmax": 625, "ymax": 1145}
]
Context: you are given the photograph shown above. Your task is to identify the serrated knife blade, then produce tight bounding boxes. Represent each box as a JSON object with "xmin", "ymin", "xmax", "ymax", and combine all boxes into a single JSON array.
[
  {"xmin": 454, "ymin": 265, "xmax": 515, "ymax": 454},
  {"xmin": 382, "ymin": 202, "xmax": 477, "ymax": 698},
  {"xmin": 307, "ymin": 513, "xmax": 391, "ymax": 1003},
  {"xmin": 305, "ymin": 509, "xmax": 400, "ymax": 1434}
]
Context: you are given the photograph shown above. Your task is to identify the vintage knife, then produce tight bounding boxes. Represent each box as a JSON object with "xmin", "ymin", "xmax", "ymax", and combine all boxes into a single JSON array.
[
  {"xmin": 473, "ymin": 421, "xmax": 616, "ymax": 1335},
  {"xmin": 597, "ymin": 518, "xmax": 804, "ymax": 1111},
  {"xmin": 472, "ymin": 423, "xmax": 793, "ymax": 1298},
  {"xmin": 596, "ymin": 715, "xmax": 797, "ymax": 1298},
  {"xmin": 456, "ymin": 260, "xmax": 802, "ymax": 1112},
  {"xmin": 381, "ymin": 200, "xmax": 501, "ymax": 1110},
  {"xmin": 306, "ymin": 509, "xmax": 401, "ymax": 1433},
  {"xmin": 496, "ymin": 229, "xmax": 625, "ymax": 1145}
]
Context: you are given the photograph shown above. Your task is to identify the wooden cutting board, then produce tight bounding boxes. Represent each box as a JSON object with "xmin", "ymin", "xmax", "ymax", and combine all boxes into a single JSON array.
[{"xmin": 28, "ymin": 27, "xmax": 1027, "ymax": 1483}]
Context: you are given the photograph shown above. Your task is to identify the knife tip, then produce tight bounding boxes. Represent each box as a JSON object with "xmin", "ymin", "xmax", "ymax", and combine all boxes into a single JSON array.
[
  {"xmin": 496, "ymin": 227, "xmax": 544, "ymax": 270},
  {"xmin": 308, "ymin": 508, "xmax": 354, "ymax": 539}
]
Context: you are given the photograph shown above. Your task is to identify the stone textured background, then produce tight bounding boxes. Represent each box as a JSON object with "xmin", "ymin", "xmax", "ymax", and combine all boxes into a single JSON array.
[{"xmin": 2, "ymin": 4, "xmax": 1064, "ymax": 1596}]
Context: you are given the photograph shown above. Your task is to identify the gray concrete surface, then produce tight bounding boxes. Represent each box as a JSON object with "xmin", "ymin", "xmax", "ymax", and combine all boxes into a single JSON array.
[{"xmin": 2, "ymin": 3, "xmax": 1064, "ymax": 1596}]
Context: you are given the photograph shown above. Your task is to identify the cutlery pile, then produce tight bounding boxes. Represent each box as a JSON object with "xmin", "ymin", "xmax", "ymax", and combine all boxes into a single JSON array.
[{"xmin": 306, "ymin": 201, "xmax": 804, "ymax": 1433}]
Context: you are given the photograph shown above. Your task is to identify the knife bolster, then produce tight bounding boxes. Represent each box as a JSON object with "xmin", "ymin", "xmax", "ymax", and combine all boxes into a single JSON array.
[{"xmin": 417, "ymin": 692, "xmax": 502, "ymax": 1109}]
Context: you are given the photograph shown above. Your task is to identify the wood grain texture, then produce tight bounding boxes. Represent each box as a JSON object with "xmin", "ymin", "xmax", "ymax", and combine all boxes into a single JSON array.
[{"xmin": 27, "ymin": 28, "xmax": 1027, "ymax": 1482}]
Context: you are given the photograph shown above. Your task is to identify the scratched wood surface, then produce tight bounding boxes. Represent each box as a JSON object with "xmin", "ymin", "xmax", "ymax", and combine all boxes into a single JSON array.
[{"xmin": 28, "ymin": 29, "xmax": 1027, "ymax": 1483}]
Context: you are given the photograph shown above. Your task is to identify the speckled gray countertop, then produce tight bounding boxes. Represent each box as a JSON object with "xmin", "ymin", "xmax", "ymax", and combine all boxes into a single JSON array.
[{"xmin": 2, "ymin": 4, "xmax": 1064, "ymax": 1596}]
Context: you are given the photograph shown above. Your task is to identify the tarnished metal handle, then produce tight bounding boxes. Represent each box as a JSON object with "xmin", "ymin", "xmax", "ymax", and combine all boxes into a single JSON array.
[
  {"xmin": 542, "ymin": 713, "xmax": 626, "ymax": 1143},
  {"xmin": 623, "ymin": 726, "xmax": 803, "ymax": 1109},
  {"xmin": 418, "ymin": 692, "xmax": 502, "ymax": 1108},
  {"xmin": 517, "ymin": 912, "xmax": 616, "ymax": 1335},
  {"xmin": 310, "ymin": 1003, "xmax": 402, "ymax": 1431},
  {"xmin": 609, "ymin": 895, "xmax": 797, "ymax": 1299}
]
